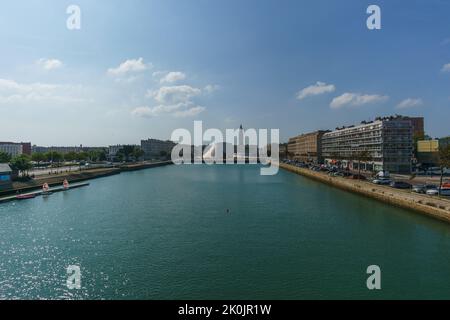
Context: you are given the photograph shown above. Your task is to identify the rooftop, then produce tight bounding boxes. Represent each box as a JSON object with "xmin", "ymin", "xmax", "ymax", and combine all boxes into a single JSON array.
[{"xmin": 0, "ymin": 163, "xmax": 12, "ymax": 173}]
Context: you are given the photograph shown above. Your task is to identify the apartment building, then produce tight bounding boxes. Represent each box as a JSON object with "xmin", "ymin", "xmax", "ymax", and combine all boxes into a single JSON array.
[
  {"xmin": 322, "ymin": 116, "xmax": 413, "ymax": 173},
  {"xmin": 287, "ymin": 131, "xmax": 329, "ymax": 164},
  {"xmin": 0, "ymin": 142, "xmax": 23, "ymax": 157},
  {"xmin": 141, "ymin": 139, "xmax": 175, "ymax": 159}
]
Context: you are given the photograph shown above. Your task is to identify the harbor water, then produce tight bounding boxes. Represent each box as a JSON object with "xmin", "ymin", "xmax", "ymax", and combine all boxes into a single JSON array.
[{"xmin": 0, "ymin": 165, "xmax": 449, "ymax": 299}]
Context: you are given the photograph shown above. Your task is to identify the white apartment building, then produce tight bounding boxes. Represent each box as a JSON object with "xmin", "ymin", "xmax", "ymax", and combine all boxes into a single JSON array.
[
  {"xmin": 0, "ymin": 143, "xmax": 23, "ymax": 157},
  {"xmin": 322, "ymin": 117, "xmax": 413, "ymax": 173}
]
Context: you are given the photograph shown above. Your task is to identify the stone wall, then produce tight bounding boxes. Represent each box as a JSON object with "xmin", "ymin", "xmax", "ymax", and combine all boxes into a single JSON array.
[{"xmin": 280, "ymin": 163, "xmax": 450, "ymax": 224}]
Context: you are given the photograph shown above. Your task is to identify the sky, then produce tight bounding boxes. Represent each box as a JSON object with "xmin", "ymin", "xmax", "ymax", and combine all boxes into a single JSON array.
[{"xmin": 0, "ymin": 0, "xmax": 449, "ymax": 146}]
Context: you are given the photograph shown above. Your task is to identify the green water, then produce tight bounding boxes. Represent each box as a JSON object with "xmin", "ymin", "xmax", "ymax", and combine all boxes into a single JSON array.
[{"xmin": 0, "ymin": 165, "xmax": 449, "ymax": 299}]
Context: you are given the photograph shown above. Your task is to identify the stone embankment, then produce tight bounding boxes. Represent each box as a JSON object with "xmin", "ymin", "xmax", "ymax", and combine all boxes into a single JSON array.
[{"xmin": 280, "ymin": 163, "xmax": 450, "ymax": 224}]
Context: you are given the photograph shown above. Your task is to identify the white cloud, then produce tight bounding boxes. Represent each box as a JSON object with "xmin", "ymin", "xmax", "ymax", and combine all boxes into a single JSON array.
[
  {"xmin": 396, "ymin": 98, "xmax": 423, "ymax": 109},
  {"xmin": 160, "ymin": 71, "xmax": 186, "ymax": 84},
  {"xmin": 135, "ymin": 84, "xmax": 206, "ymax": 118},
  {"xmin": 174, "ymin": 106, "xmax": 205, "ymax": 117},
  {"xmin": 442, "ymin": 63, "xmax": 450, "ymax": 73},
  {"xmin": 330, "ymin": 92, "xmax": 388, "ymax": 109},
  {"xmin": 0, "ymin": 78, "xmax": 87, "ymax": 105},
  {"xmin": 149, "ymin": 85, "xmax": 202, "ymax": 104},
  {"xmin": 296, "ymin": 81, "xmax": 335, "ymax": 100},
  {"xmin": 204, "ymin": 84, "xmax": 220, "ymax": 94},
  {"xmin": 107, "ymin": 58, "xmax": 151, "ymax": 76},
  {"xmin": 36, "ymin": 58, "xmax": 63, "ymax": 70},
  {"xmin": 131, "ymin": 103, "xmax": 205, "ymax": 118}
]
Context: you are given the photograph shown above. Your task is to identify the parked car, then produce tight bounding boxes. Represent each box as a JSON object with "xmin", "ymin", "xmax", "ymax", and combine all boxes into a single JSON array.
[
  {"xmin": 390, "ymin": 181, "xmax": 412, "ymax": 189},
  {"xmin": 351, "ymin": 174, "xmax": 367, "ymax": 180},
  {"xmin": 426, "ymin": 188, "xmax": 439, "ymax": 196},
  {"xmin": 412, "ymin": 184, "xmax": 438, "ymax": 194},
  {"xmin": 412, "ymin": 185, "xmax": 426, "ymax": 193},
  {"xmin": 330, "ymin": 172, "xmax": 343, "ymax": 177},
  {"xmin": 372, "ymin": 177, "xmax": 392, "ymax": 185}
]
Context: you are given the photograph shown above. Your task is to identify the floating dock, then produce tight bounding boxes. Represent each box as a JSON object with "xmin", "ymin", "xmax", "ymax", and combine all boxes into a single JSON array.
[{"xmin": 0, "ymin": 183, "xmax": 90, "ymax": 204}]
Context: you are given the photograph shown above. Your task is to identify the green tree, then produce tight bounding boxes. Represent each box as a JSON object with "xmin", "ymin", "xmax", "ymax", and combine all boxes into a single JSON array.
[
  {"xmin": 438, "ymin": 145, "xmax": 450, "ymax": 196},
  {"xmin": 98, "ymin": 149, "xmax": 107, "ymax": 161},
  {"xmin": 64, "ymin": 151, "xmax": 78, "ymax": 162},
  {"xmin": 354, "ymin": 149, "xmax": 372, "ymax": 178},
  {"xmin": 10, "ymin": 154, "xmax": 32, "ymax": 177},
  {"xmin": 118, "ymin": 145, "xmax": 136, "ymax": 162},
  {"xmin": 31, "ymin": 152, "xmax": 46, "ymax": 163},
  {"xmin": 133, "ymin": 147, "xmax": 145, "ymax": 161},
  {"xmin": 88, "ymin": 150, "xmax": 99, "ymax": 162},
  {"xmin": 0, "ymin": 151, "xmax": 11, "ymax": 163},
  {"xmin": 77, "ymin": 152, "xmax": 88, "ymax": 161}
]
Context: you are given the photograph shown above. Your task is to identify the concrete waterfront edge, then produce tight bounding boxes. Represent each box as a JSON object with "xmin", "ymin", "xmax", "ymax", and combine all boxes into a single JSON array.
[
  {"xmin": 279, "ymin": 163, "xmax": 450, "ymax": 224},
  {"xmin": 0, "ymin": 161, "xmax": 173, "ymax": 202}
]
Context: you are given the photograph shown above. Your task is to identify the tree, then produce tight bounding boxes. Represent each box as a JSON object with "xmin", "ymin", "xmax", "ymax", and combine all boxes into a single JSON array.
[
  {"xmin": 0, "ymin": 151, "xmax": 11, "ymax": 163},
  {"xmin": 118, "ymin": 145, "xmax": 136, "ymax": 162},
  {"xmin": 31, "ymin": 152, "xmax": 46, "ymax": 163},
  {"xmin": 88, "ymin": 150, "xmax": 99, "ymax": 162},
  {"xmin": 438, "ymin": 145, "xmax": 450, "ymax": 196},
  {"xmin": 77, "ymin": 152, "xmax": 88, "ymax": 161},
  {"xmin": 98, "ymin": 149, "xmax": 107, "ymax": 162},
  {"xmin": 354, "ymin": 150, "xmax": 372, "ymax": 178},
  {"xmin": 133, "ymin": 147, "xmax": 145, "ymax": 161},
  {"xmin": 10, "ymin": 154, "xmax": 32, "ymax": 177},
  {"xmin": 45, "ymin": 151, "xmax": 64, "ymax": 163},
  {"xmin": 64, "ymin": 151, "xmax": 78, "ymax": 162}
]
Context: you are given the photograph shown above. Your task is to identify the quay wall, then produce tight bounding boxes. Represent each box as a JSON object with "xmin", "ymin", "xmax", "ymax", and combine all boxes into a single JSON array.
[
  {"xmin": 120, "ymin": 161, "xmax": 173, "ymax": 171},
  {"xmin": 280, "ymin": 163, "xmax": 450, "ymax": 224},
  {"xmin": 0, "ymin": 161, "xmax": 173, "ymax": 198}
]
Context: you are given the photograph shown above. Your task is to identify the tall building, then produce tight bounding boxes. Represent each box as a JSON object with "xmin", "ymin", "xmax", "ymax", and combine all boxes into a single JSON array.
[
  {"xmin": 19, "ymin": 142, "xmax": 32, "ymax": 155},
  {"xmin": 287, "ymin": 130, "xmax": 329, "ymax": 164},
  {"xmin": 416, "ymin": 140, "xmax": 439, "ymax": 167},
  {"xmin": 0, "ymin": 142, "xmax": 23, "ymax": 157},
  {"xmin": 322, "ymin": 116, "xmax": 413, "ymax": 173},
  {"xmin": 141, "ymin": 139, "xmax": 176, "ymax": 160},
  {"xmin": 405, "ymin": 116, "xmax": 425, "ymax": 138}
]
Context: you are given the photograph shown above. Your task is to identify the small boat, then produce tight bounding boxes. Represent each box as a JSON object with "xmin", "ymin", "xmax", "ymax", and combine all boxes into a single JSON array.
[
  {"xmin": 42, "ymin": 183, "xmax": 52, "ymax": 196},
  {"xmin": 16, "ymin": 194, "xmax": 36, "ymax": 200},
  {"xmin": 63, "ymin": 179, "xmax": 70, "ymax": 190}
]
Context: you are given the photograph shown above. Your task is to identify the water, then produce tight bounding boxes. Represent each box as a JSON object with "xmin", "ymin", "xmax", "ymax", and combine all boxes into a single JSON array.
[{"xmin": 0, "ymin": 165, "xmax": 449, "ymax": 299}]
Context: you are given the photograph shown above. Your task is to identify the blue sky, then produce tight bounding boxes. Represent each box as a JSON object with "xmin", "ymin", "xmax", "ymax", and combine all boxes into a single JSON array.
[{"xmin": 0, "ymin": 0, "xmax": 449, "ymax": 146}]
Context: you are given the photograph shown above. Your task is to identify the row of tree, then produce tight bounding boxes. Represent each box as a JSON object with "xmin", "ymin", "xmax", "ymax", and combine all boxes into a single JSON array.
[
  {"xmin": 114, "ymin": 145, "xmax": 145, "ymax": 162},
  {"xmin": 31, "ymin": 150, "xmax": 108, "ymax": 163}
]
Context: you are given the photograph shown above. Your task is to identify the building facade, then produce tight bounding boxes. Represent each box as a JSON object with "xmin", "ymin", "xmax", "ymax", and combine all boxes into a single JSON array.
[
  {"xmin": 20, "ymin": 142, "xmax": 32, "ymax": 155},
  {"xmin": 416, "ymin": 140, "xmax": 439, "ymax": 167},
  {"xmin": 108, "ymin": 145, "xmax": 124, "ymax": 161},
  {"xmin": 288, "ymin": 131, "xmax": 329, "ymax": 164},
  {"xmin": 405, "ymin": 116, "xmax": 425, "ymax": 138},
  {"xmin": 0, "ymin": 143, "xmax": 23, "ymax": 157},
  {"xmin": 141, "ymin": 139, "xmax": 176, "ymax": 159},
  {"xmin": 322, "ymin": 117, "xmax": 413, "ymax": 173}
]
